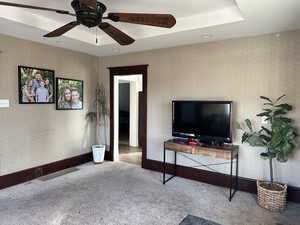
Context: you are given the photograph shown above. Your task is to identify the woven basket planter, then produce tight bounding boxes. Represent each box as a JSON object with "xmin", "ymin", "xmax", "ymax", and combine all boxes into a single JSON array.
[{"xmin": 257, "ymin": 180, "xmax": 287, "ymax": 212}]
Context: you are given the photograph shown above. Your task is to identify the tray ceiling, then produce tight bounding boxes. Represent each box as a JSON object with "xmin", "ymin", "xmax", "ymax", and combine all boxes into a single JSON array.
[{"xmin": 0, "ymin": 0, "xmax": 300, "ymax": 56}]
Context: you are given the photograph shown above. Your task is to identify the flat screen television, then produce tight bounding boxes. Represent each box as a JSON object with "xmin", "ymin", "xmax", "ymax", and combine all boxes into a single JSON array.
[{"xmin": 172, "ymin": 101, "xmax": 232, "ymax": 144}]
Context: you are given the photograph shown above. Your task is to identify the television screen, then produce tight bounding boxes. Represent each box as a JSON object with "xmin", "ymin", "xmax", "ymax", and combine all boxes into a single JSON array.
[{"xmin": 172, "ymin": 101, "xmax": 232, "ymax": 143}]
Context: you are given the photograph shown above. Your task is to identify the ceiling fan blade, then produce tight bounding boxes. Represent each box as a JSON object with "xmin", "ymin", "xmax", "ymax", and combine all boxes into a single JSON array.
[
  {"xmin": 99, "ymin": 23, "xmax": 135, "ymax": 46},
  {"xmin": 107, "ymin": 13, "xmax": 176, "ymax": 28},
  {"xmin": 44, "ymin": 21, "xmax": 79, "ymax": 37},
  {"xmin": 79, "ymin": 0, "xmax": 97, "ymax": 8},
  {"xmin": 0, "ymin": 1, "xmax": 75, "ymax": 16}
]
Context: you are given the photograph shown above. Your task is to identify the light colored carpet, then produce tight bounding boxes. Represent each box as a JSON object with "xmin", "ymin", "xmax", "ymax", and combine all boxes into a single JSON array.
[{"xmin": 0, "ymin": 161, "xmax": 299, "ymax": 225}]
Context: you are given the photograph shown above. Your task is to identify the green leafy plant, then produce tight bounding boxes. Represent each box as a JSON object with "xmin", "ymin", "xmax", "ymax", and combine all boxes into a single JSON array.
[
  {"xmin": 86, "ymin": 83, "xmax": 109, "ymax": 145},
  {"xmin": 235, "ymin": 95, "xmax": 297, "ymax": 186}
]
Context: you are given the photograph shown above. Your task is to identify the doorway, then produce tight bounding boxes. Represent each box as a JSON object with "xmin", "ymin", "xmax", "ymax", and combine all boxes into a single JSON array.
[
  {"xmin": 108, "ymin": 65, "xmax": 148, "ymax": 167},
  {"xmin": 117, "ymin": 76, "xmax": 142, "ymax": 165},
  {"xmin": 119, "ymin": 82, "xmax": 130, "ymax": 146}
]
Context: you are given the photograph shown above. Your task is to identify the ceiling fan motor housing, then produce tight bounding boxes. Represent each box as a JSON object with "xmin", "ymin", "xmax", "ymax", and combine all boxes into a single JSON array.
[{"xmin": 71, "ymin": 0, "xmax": 106, "ymax": 28}]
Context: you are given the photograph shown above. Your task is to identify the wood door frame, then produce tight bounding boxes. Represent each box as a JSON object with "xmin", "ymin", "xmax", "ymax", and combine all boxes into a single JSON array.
[{"xmin": 108, "ymin": 65, "xmax": 148, "ymax": 167}]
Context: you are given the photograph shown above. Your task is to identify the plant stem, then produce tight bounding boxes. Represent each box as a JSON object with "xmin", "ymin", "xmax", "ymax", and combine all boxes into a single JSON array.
[
  {"xmin": 96, "ymin": 90, "xmax": 100, "ymax": 145},
  {"xmin": 103, "ymin": 116, "xmax": 107, "ymax": 146},
  {"xmin": 269, "ymin": 155, "xmax": 274, "ymax": 184}
]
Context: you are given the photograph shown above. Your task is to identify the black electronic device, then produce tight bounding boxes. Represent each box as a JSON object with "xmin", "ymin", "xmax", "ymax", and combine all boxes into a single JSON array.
[{"xmin": 172, "ymin": 100, "xmax": 232, "ymax": 145}]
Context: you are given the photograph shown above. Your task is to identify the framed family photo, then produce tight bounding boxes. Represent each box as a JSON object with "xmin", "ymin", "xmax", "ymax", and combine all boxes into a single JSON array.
[
  {"xmin": 18, "ymin": 66, "xmax": 55, "ymax": 104},
  {"xmin": 56, "ymin": 77, "xmax": 83, "ymax": 110}
]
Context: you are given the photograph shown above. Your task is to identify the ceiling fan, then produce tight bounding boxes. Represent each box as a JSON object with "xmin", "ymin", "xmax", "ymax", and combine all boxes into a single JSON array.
[{"xmin": 0, "ymin": 0, "xmax": 176, "ymax": 45}]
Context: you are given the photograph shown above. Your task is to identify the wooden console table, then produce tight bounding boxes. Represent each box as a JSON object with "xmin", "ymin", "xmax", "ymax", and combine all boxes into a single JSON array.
[{"xmin": 163, "ymin": 139, "xmax": 239, "ymax": 201}]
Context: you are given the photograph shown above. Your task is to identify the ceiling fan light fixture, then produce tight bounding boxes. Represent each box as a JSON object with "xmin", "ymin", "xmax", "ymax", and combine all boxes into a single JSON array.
[{"xmin": 0, "ymin": 0, "xmax": 176, "ymax": 46}]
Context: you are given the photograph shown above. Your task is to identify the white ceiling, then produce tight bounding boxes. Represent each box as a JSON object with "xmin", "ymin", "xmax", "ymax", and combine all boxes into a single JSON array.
[{"xmin": 0, "ymin": 0, "xmax": 300, "ymax": 56}]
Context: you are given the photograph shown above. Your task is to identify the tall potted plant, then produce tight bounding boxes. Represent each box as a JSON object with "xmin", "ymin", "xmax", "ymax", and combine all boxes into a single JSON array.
[
  {"xmin": 86, "ymin": 83, "xmax": 109, "ymax": 164},
  {"xmin": 236, "ymin": 95, "xmax": 297, "ymax": 212}
]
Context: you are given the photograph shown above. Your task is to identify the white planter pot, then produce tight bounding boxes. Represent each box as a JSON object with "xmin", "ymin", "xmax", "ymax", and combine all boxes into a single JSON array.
[{"xmin": 92, "ymin": 145, "xmax": 106, "ymax": 164}]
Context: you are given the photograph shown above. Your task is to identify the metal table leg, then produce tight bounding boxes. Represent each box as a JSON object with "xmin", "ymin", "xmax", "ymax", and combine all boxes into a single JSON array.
[
  {"xmin": 175, "ymin": 151, "xmax": 177, "ymax": 176},
  {"xmin": 163, "ymin": 144, "xmax": 177, "ymax": 185},
  {"xmin": 163, "ymin": 141, "xmax": 239, "ymax": 202},
  {"xmin": 235, "ymin": 152, "xmax": 239, "ymax": 191},
  {"xmin": 229, "ymin": 151, "xmax": 239, "ymax": 201},
  {"xmin": 229, "ymin": 151, "xmax": 233, "ymax": 201},
  {"xmin": 163, "ymin": 142, "xmax": 166, "ymax": 184}
]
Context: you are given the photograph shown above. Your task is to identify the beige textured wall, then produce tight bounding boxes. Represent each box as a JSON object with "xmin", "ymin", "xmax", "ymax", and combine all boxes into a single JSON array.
[
  {"xmin": 0, "ymin": 34, "xmax": 98, "ymax": 175},
  {"xmin": 99, "ymin": 30, "xmax": 300, "ymax": 187}
]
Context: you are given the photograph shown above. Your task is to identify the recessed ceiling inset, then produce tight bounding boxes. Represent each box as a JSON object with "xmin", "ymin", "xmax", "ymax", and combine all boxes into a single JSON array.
[{"xmin": 0, "ymin": 0, "xmax": 176, "ymax": 45}]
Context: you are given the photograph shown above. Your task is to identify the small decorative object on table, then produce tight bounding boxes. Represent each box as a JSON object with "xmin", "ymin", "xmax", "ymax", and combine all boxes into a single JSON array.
[{"xmin": 235, "ymin": 95, "xmax": 298, "ymax": 212}]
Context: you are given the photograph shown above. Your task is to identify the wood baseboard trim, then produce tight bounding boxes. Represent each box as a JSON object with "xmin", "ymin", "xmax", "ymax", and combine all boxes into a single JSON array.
[
  {"xmin": 143, "ymin": 159, "xmax": 300, "ymax": 203},
  {"xmin": 1, "ymin": 153, "xmax": 299, "ymax": 203},
  {"xmin": 0, "ymin": 152, "xmax": 97, "ymax": 190},
  {"xmin": 0, "ymin": 150, "xmax": 113, "ymax": 190}
]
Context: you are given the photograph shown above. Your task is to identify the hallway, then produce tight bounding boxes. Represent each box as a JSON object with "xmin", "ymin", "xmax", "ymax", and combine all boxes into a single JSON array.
[{"xmin": 119, "ymin": 143, "xmax": 142, "ymax": 165}]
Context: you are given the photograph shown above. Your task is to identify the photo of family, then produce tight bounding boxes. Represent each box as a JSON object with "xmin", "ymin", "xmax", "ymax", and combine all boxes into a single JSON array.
[
  {"xmin": 18, "ymin": 66, "xmax": 55, "ymax": 104},
  {"xmin": 56, "ymin": 78, "xmax": 83, "ymax": 110}
]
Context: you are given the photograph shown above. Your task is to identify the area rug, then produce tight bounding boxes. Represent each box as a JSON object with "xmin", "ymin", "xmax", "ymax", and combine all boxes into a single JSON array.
[{"xmin": 179, "ymin": 215, "xmax": 222, "ymax": 225}]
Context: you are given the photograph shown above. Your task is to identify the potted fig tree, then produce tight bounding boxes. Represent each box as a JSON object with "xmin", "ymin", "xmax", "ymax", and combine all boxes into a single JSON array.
[
  {"xmin": 236, "ymin": 95, "xmax": 297, "ymax": 212},
  {"xmin": 86, "ymin": 83, "xmax": 109, "ymax": 164}
]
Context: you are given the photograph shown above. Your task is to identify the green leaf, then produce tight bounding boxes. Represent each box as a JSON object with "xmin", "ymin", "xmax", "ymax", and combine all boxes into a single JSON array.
[
  {"xmin": 247, "ymin": 134, "xmax": 263, "ymax": 146},
  {"xmin": 260, "ymin": 152, "xmax": 269, "ymax": 160},
  {"xmin": 282, "ymin": 142, "xmax": 293, "ymax": 153},
  {"xmin": 257, "ymin": 112, "xmax": 270, "ymax": 117},
  {"xmin": 241, "ymin": 133, "xmax": 249, "ymax": 143},
  {"xmin": 263, "ymin": 108, "xmax": 272, "ymax": 113},
  {"xmin": 275, "ymin": 103, "xmax": 292, "ymax": 111},
  {"xmin": 276, "ymin": 94, "xmax": 286, "ymax": 102},
  {"xmin": 86, "ymin": 112, "xmax": 96, "ymax": 121},
  {"xmin": 276, "ymin": 117, "xmax": 292, "ymax": 123},
  {"xmin": 234, "ymin": 122, "xmax": 242, "ymax": 130},
  {"xmin": 260, "ymin": 152, "xmax": 276, "ymax": 160},
  {"xmin": 264, "ymin": 103, "xmax": 273, "ymax": 106},
  {"xmin": 259, "ymin": 134, "xmax": 271, "ymax": 142},
  {"xmin": 261, "ymin": 126, "xmax": 272, "ymax": 135},
  {"xmin": 260, "ymin": 96, "xmax": 273, "ymax": 103},
  {"xmin": 276, "ymin": 152, "xmax": 288, "ymax": 162},
  {"xmin": 273, "ymin": 109, "xmax": 288, "ymax": 116},
  {"xmin": 245, "ymin": 119, "xmax": 253, "ymax": 131}
]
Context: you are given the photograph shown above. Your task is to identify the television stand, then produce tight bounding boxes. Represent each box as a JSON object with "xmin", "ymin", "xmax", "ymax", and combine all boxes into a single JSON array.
[{"xmin": 163, "ymin": 138, "xmax": 239, "ymax": 201}]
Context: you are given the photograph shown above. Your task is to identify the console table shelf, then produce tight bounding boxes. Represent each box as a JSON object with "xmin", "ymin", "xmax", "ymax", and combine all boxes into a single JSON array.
[
  {"xmin": 163, "ymin": 139, "xmax": 239, "ymax": 201},
  {"xmin": 164, "ymin": 141, "xmax": 238, "ymax": 160}
]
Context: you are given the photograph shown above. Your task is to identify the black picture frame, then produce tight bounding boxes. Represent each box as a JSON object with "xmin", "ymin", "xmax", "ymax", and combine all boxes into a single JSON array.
[
  {"xmin": 18, "ymin": 66, "xmax": 55, "ymax": 104},
  {"xmin": 56, "ymin": 77, "xmax": 84, "ymax": 110}
]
